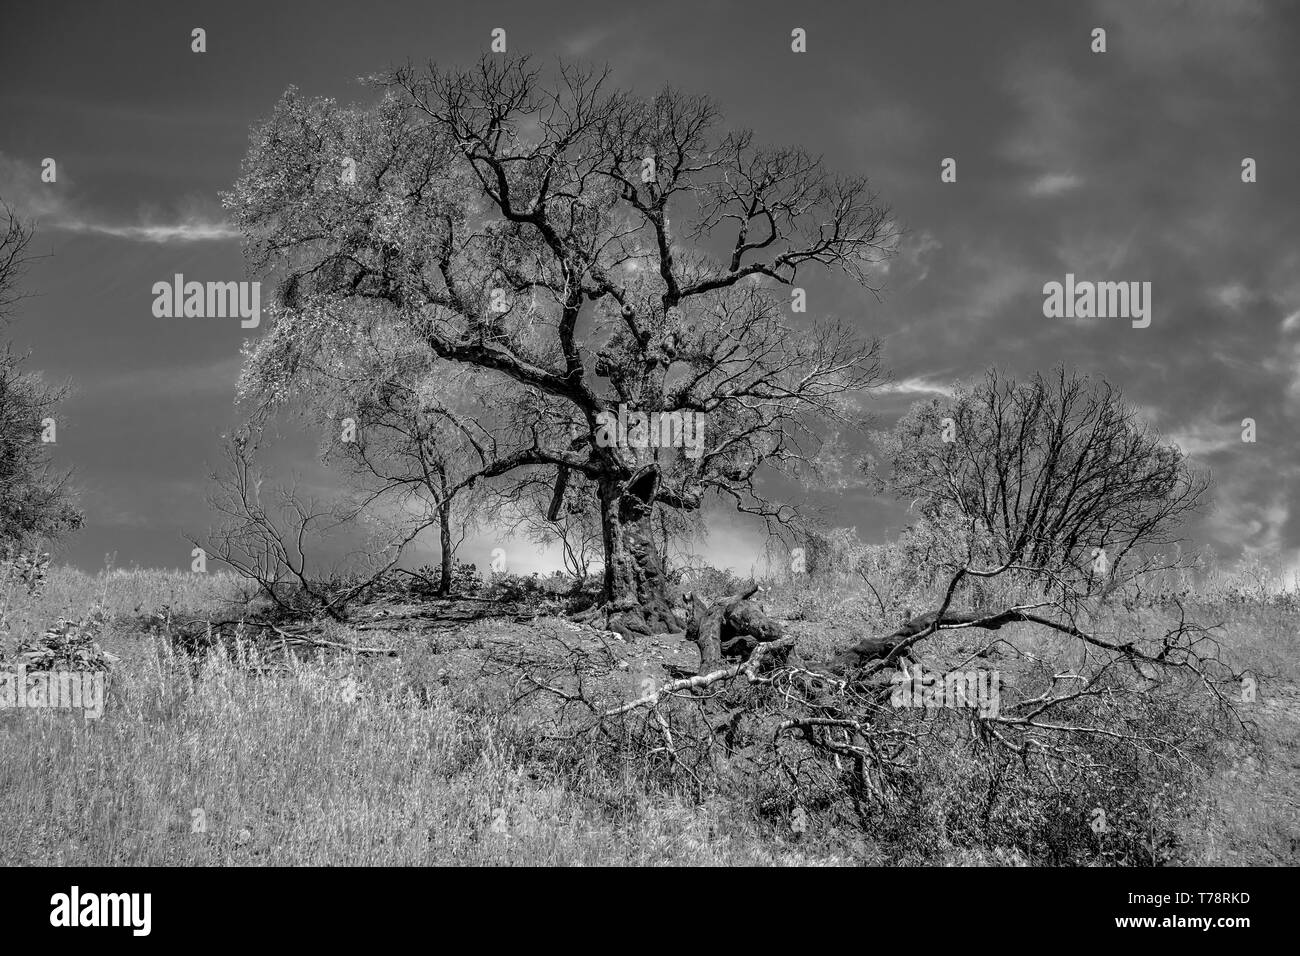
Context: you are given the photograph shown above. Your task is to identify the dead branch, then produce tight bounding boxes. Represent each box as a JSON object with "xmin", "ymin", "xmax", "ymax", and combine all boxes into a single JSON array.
[{"xmin": 604, "ymin": 636, "xmax": 795, "ymax": 716}]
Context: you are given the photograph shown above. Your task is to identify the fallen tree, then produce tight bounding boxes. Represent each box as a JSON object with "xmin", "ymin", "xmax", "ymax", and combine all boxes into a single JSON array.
[{"xmin": 511, "ymin": 554, "xmax": 1246, "ymax": 837}]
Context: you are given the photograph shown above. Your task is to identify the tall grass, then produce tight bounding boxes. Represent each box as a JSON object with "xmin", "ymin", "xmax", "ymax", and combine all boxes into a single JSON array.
[
  {"xmin": 1, "ymin": 635, "xmax": 860, "ymax": 865},
  {"xmin": 2, "ymin": 558, "xmax": 1296, "ymax": 866}
]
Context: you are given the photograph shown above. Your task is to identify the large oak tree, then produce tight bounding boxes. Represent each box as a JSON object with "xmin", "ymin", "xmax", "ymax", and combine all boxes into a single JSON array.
[{"xmin": 226, "ymin": 57, "xmax": 895, "ymax": 635}]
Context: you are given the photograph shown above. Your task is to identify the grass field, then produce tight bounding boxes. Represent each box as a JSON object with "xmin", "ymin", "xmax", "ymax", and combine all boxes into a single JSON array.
[{"xmin": 1, "ymin": 566, "xmax": 1296, "ymax": 865}]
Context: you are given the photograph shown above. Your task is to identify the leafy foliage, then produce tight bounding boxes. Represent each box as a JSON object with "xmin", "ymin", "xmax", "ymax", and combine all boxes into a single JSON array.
[{"xmin": 0, "ymin": 204, "xmax": 82, "ymax": 552}]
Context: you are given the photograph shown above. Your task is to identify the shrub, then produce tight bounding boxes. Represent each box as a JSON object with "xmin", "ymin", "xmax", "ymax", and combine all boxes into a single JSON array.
[{"xmin": 16, "ymin": 607, "xmax": 116, "ymax": 671}]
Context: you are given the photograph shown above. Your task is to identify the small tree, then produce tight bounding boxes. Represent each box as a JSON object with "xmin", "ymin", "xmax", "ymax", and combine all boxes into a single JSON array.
[
  {"xmin": 564, "ymin": 371, "xmax": 1236, "ymax": 857},
  {"xmin": 0, "ymin": 201, "xmax": 82, "ymax": 554},
  {"xmin": 870, "ymin": 366, "xmax": 1209, "ymax": 596},
  {"xmin": 197, "ymin": 429, "xmax": 415, "ymax": 619},
  {"xmin": 497, "ymin": 467, "xmax": 603, "ymax": 592},
  {"xmin": 250, "ymin": 319, "xmax": 494, "ymax": 596}
]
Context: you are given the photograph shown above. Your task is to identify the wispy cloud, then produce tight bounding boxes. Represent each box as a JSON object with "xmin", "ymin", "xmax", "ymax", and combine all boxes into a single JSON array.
[
  {"xmin": 86, "ymin": 356, "xmax": 244, "ymax": 396},
  {"xmin": 0, "ymin": 151, "xmax": 237, "ymax": 243},
  {"xmin": 1027, "ymin": 173, "xmax": 1082, "ymax": 197},
  {"xmin": 879, "ymin": 376, "xmax": 956, "ymax": 397},
  {"xmin": 1164, "ymin": 425, "xmax": 1238, "ymax": 459},
  {"xmin": 562, "ymin": 26, "xmax": 613, "ymax": 57},
  {"xmin": 1211, "ymin": 283, "xmax": 1251, "ymax": 311},
  {"xmin": 53, "ymin": 216, "xmax": 238, "ymax": 243}
]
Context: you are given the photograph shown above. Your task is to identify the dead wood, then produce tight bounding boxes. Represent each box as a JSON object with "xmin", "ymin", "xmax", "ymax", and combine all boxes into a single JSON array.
[
  {"xmin": 685, "ymin": 584, "xmax": 788, "ymax": 673},
  {"xmin": 828, "ymin": 608, "xmax": 1023, "ymax": 674}
]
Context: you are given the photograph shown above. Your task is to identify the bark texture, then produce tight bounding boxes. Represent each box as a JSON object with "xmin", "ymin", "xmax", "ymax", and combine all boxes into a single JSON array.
[{"xmin": 589, "ymin": 465, "xmax": 680, "ymax": 638}]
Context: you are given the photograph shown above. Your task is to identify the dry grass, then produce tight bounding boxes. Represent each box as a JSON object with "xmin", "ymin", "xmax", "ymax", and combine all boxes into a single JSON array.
[
  {"xmin": 1, "ymin": 566, "xmax": 1296, "ymax": 865},
  {"xmin": 5, "ymin": 565, "xmax": 244, "ymax": 632},
  {"xmin": 0, "ymin": 610, "xmax": 846, "ymax": 865}
]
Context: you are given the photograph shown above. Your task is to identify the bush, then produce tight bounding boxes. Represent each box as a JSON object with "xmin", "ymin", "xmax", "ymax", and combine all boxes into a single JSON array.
[
  {"xmin": 15, "ymin": 607, "xmax": 116, "ymax": 671},
  {"xmin": 451, "ymin": 560, "xmax": 482, "ymax": 594}
]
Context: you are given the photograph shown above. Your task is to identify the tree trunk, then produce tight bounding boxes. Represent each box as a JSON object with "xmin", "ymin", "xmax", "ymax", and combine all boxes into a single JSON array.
[
  {"xmin": 437, "ymin": 468, "xmax": 452, "ymax": 597},
  {"xmin": 592, "ymin": 465, "xmax": 680, "ymax": 638}
]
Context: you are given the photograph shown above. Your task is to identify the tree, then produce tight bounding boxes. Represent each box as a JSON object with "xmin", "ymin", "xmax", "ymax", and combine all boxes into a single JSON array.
[
  {"xmin": 198, "ymin": 427, "xmax": 418, "ymax": 619},
  {"xmin": 0, "ymin": 201, "xmax": 82, "ymax": 553},
  {"xmin": 245, "ymin": 317, "xmax": 494, "ymax": 596},
  {"xmin": 225, "ymin": 57, "xmax": 896, "ymax": 636},
  {"xmin": 868, "ymin": 366, "xmax": 1210, "ymax": 597}
]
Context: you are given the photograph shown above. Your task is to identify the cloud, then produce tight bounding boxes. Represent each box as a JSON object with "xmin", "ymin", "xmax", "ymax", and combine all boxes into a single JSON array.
[
  {"xmin": 895, "ymin": 232, "xmax": 942, "ymax": 285},
  {"xmin": 1212, "ymin": 283, "xmax": 1251, "ymax": 311},
  {"xmin": 562, "ymin": 26, "xmax": 614, "ymax": 57},
  {"xmin": 52, "ymin": 216, "xmax": 239, "ymax": 243},
  {"xmin": 879, "ymin": 376, "xmax": 956, "ymax": 397},
  {"xmin": 1163, "ymin": 425, "xmax": 1238, "ymax": 459},
  {"xmin": 1027, "ymin": 173, "xmax": 1082, "ymax": 198},
  {"xmin": 0, "ymin": 151, "xmax": 237, "ymax": 243},
  {"xmin": 1206, "ymin": 479, "xmax": 1291, "ymax": 557}
]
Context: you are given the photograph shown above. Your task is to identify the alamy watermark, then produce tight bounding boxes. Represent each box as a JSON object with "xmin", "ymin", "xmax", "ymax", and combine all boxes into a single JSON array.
[
  {"xmin": 50, "ymin": 886, "xmax": 151, "ymax": 936},
  {"xmin": 594, "ymin": 404, "xmax": 705, "ymax": 459},
  {"xmin": 891, "ymin": 664, "xmax": 1000, "ymax": 718},
  {"xmin": 1043, "ymin": 273, "xmax": 1151, "ymax": 328},
  {"xmin": 0, "ymin": 665, "xmax": 106, "ymax": 719},
  {"xmin": 151, "ymin": 273, "xmax": 261, "ymax": 328}
]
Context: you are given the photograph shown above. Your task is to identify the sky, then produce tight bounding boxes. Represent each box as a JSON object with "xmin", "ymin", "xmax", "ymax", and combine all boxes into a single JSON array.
[{"xmin": 0, "ymin": 0, "xmax": 1297, "ymax": 578}]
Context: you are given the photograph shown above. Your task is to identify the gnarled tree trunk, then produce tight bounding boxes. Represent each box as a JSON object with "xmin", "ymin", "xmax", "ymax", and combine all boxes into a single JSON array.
[{"xmin": 591, "ymin": 465, "xmax": 680, "ymax": 639}]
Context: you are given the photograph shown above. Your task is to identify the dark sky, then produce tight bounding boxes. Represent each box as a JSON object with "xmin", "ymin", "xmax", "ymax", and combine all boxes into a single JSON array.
[{"xmin": 1, "ymin": 0, "xmax": 1297, "ymax": 577}]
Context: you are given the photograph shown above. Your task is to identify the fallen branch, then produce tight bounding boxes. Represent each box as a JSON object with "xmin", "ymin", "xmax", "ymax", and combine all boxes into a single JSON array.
[
  {"xmin": 260, "ymin": 623, "xmax": 396, "ymax": 656},
  {"xmin": 604, "ymin": 637, "xmax": 795, "ymax": 716}
]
